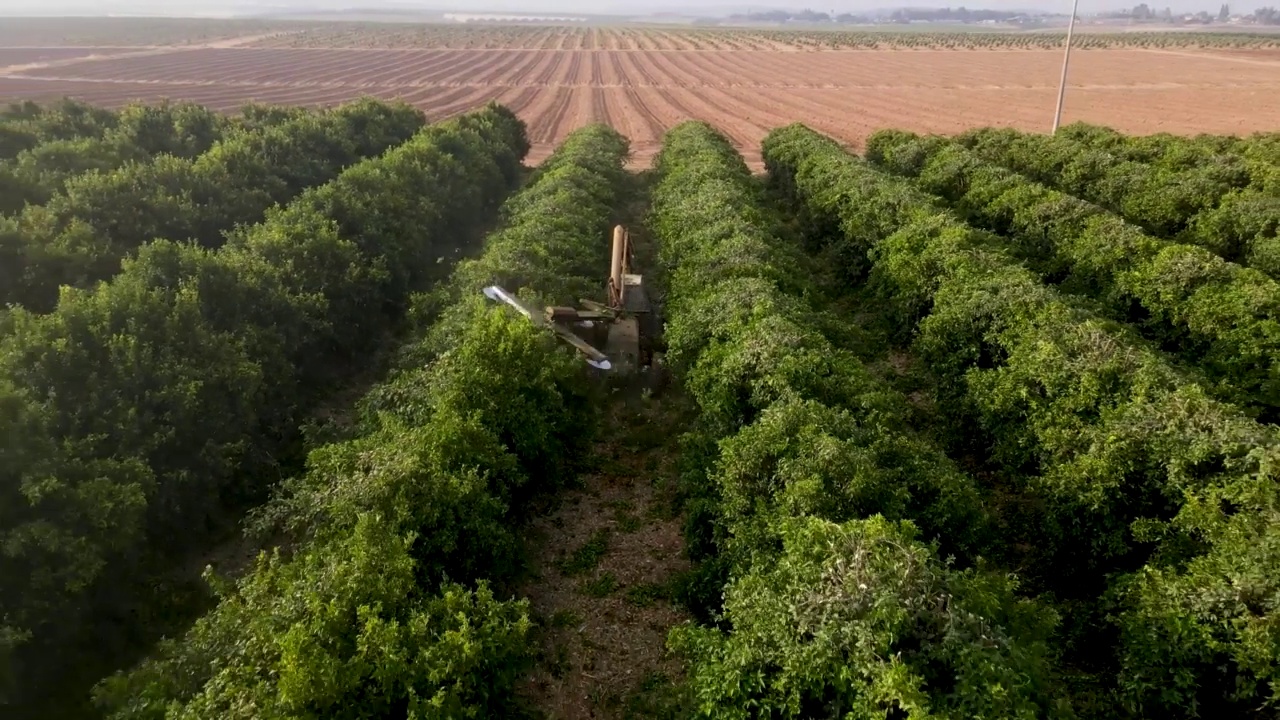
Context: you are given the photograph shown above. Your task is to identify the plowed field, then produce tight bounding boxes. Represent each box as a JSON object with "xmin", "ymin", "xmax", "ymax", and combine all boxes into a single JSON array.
[{"xmin": 4, "ymin": 28, "xmax": 1279, "ymax": 166}]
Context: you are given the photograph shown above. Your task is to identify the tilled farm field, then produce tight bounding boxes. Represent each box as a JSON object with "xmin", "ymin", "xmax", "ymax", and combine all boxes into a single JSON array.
[{"xmin": 3, "ymin": 24, "xmax": 1279, "ymax": 165}]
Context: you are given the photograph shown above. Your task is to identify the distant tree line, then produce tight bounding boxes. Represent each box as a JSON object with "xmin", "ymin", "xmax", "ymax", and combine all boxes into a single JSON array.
[
  {"xmin": 1255, "ymin": 5, "xmax": 1280, "ymax": 23},
  {"xmin": 1105, "ymin": 3, "xmax": 1279, "ymax": 22},
  {"xmin": 728, "ymin": 7, "xmax": 1050, "ymax": 24},
  {"xmin": 727, "ymin": 4, "xmax": 1280, "ymax": 24}
]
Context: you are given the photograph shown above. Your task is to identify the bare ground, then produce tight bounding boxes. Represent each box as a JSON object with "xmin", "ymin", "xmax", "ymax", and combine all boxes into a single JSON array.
[
  {"xmin": 516, "ymin": 390, "xmax": 693, "ymax": 719},
  {"xmin": 5, "ymin": 45, "xmax": 1279, "ymax": 169}
]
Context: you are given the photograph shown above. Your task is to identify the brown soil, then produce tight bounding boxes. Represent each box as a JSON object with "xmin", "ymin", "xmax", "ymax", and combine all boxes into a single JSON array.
[
  {"xmin": 3, "ymin": 43, "xmax": 1277, "ymax": 168},
  {"xmin": 516, "ymin": 392, "xmax": 692, "ymax": 719}
]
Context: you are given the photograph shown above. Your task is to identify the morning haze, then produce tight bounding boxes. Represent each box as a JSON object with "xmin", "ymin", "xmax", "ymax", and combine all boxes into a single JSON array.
[{"xmin": 2, "ymin": 0, "xmax": 1272, "ymax": 17}]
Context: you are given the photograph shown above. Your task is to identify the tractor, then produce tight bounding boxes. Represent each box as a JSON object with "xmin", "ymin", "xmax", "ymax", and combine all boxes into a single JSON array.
[{"xmin": 482, "ymin": 224, "xmax": 662, "ymax": 379}]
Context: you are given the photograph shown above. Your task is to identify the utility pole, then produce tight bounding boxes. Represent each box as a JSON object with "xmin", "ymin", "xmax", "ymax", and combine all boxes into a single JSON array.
[{"xmin": 1052, "ymin": 0, "xmax": 1081, "ymax": 133}]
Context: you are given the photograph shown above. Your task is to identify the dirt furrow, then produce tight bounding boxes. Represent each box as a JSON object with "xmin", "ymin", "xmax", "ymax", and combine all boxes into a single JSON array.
[
  {"xmin": 423, "ymin": 85, "xmax": 507, "ymax": 118},
  {"xmin": 640, "ymin": 51, "xmax": 777, "ymax": 147},
  {"xmin": 562, "ymin": 86, "xmax": 595, "ymax": 139},
  {"xmin": 516, "ymin": 217, "xmax": 692, "ymax": 719},
  {"xmin": 335, "ymin": 51, "xmax": 410, "ymax": 86},
  {"xmin": 467, "ymin": 50, "xmax": 528, "ymax": 85},
  {"xmin": 588, "ymin": 52, "xmax": 605, "ymax": 86},
  {"xmin": 527, "ymin": 86, "xmax": 575, "ymax": 144},
  {"xmin": 600, "ymin": 86, "xmax": 649, "ymax": 149},
  {"xmin": 565, "ymin": 49, "xmax": 585, "ymax": 86},
  {"xmin": 498, "ymin": 84, "xmax": 543, "ymax": 115},
  {"xmin": 620, "ymin": 86, "xmax": 667, "ymax": 142},
  {"xmin": 590, "ymin": 86, "xmax": 612, "ymax": 126},
  {"xmin": 602, "ymin": 51, "xmax": 626, "ymax": 86},
  {"xmin": 616, "ymin": 49, "xmax": 661, "ymax": 88},
  {"xmin": 505, "ymin": 49, "xmax": 553, "ymax": 86},
  {"xmin": 532, "ymin": 50, "xmax": 567, "ymax": 85},
  {"xmin": 409, "ymin": 51, "xmax": 484, "ymax": 84}
]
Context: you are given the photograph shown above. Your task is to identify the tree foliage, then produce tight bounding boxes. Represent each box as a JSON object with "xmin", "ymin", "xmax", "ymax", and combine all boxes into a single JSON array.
[
  {"xmin": 0, "ymin": 103, "xmax": 528, "ymax": 708},
  {"xmin": 0, "ymin": 99, "xmax": 119, "ymax": 156},
  {"xmin": 0, "ymin": 101, "xmax": 234, "ymax": 215},
  {"xmin": 92, "ymin": 122, "xmax": 630, "ymax": 719},
  {"xmin": 767, "ymin": 123, "xmax": 1280, "ymax": 718},
  {"xmin": 5, "ymin": 98, "xmax": 426, "ymax": 312},
  {"xmin": 953, "ymin": 126, "xmax": 1280, "ymax": 283},
  {"xmin": 652, "ymin": 121, "xmax": 1062, "ymax": 717},
  {"xmin": 868, "ymin": 130, "xmax": 1280, "ymax": 420},
  {"xmin": 673, "ymin": 516, "xmax": 1063, "ymax": 720},
  {"xmin": 957, "ymin": 126, "xmax": 1248, "ymax": 237}
]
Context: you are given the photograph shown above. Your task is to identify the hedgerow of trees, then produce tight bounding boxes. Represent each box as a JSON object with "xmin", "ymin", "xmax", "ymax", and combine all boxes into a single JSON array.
[
  {"xmin": 0, "ymin": 101, "xmax": 528, "ymax": 708},
  {"xmin": 951, "ymin": 125, "xmax": 1280, "ymax": 281},
  {"xmin": 1056, "ymin": 124, "xmax": 1280, "ymax": 276},
  {"xmin": 92, "ymin": 123, "xmax": 632, "ymax": 719},
  {"xmin": 0, "ymin": 100, "xmax": 242, "ymax": 215},
  {"xmin": 651, "ymin": 121, "xmax": 1065, "ymax": 718},
  {"xmin": 3, "ymin": 98, "xmax": 426, "ymax": 312},
  {"xmin": 765, "ymin": 123, "xmax": 1280, "ymax": 717},
  {"xmin": 867, "ymin": 130, "xmax": 1280, "ymax": 421}
]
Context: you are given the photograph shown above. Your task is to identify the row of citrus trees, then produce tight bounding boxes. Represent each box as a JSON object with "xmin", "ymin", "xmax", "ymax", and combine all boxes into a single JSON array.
[
  {"xmin": 0, "ymin": 102, "xmax": 527, "ymax": 709},
  {"xmin": 262, "ymin": 23, "xmax": 564, "ymax": 50},
  {"xmin": 1081, "ymin": 124, "xmax": 1276, "ymax": 175},
  {"xmin": 2, "ymin": 98, "xmax": 426, "ymax": 312},
  {"xmin": 1, "ymin": 99, "xmax": 121, "ymax": 161},
  {"xmin": 764, "ymin": 124, "xmax": 1280, "ymax": 717},
  {"xmin": 91, "ymin": 123, "xmax": 631, "ymax": 719},
  {"xmin": 649, "ymin": 121, "xmax": 1065, "ymax": 717},
  {"xmin": 868, "ymin": 130, "xmax": 1280, "ymax": 421},
  {"xmin": 756, "ymin": 30, "xmax": 1280, "ymax": 49},
  {"xmin": 0, "ymin": 100, "xmax": 345, "ymax": 214},
  {"xmin": 1053, "ymin": 123, "xmax": 1279, "ymax": 188},
  {"xmin": 1, "ymin": 100, "xmax": 225, "ymax": 214},
  {"xmin": 945, "ymin": 124, "xmax": 1280, "ymax": 280}
]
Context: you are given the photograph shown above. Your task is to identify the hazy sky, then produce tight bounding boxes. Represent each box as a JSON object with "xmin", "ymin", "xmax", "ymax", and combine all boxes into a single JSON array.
[{"xmin": 2, "ymin": 0, "xmax": 1270, "ymax": 17}]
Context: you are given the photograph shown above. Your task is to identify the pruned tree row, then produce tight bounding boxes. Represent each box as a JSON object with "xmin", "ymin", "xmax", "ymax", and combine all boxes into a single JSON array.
[
  {"xmin": 0, "ymin": 101, "xmax": 233, "ymax": 215},
  {"xmin": 0, "ymin": 99, "xmax": 123, "ymax": 161},
  {"xmin": 959, "ymin": 126, "xmax": 1248, "ymax": 236},
  {"xmin": 1055, "ymin": 124, "xmax": 1280, "ymax": 187},
  {"xmin": 1051, "ymin": 122, "xmax": 1277, "ymax": 190},
  {"xmin": 0, "ymin": 103, "xmax": 529, "ymax": 709},
  {"xmin": 0, "ymin": 99, "xmax": 308, "ymax": 165},
  {"xmin": 91, "ymin": 122, "xmax": 631, "ymax": 720},
  {"xmin": 2, "ymin": 98, "xmax": 426, "ymax": 312},
  {"xmin": 950, "ymin": 126, "xmax": 1280, "ymax": 281},
  {"xmin": 1240, "ymin": 131, "xmax": 1280, "ymax": 170},
  {"xmin": 765, "ymin": 123, "xmax": 1280, "ymax": 718},
  {"xmin": 1051, "ymin": 123, "xmax": 1280, "ymax": 273},
  {"xmin": 868, "ymin": 130, "xmax": 1280, "ymax": 420},
  {"xmin": 651, "ymin": 121, "xmax": 1064, "ymax": 719}
]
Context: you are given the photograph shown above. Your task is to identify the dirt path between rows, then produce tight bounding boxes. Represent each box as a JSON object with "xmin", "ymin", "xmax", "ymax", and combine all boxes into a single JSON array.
[
  {"xmin": 511, "ymin": 177, "xmax": 692, "ymax": 720},
  {"xmin": 516, "ymin": 389, "xmax": 692, "ymax": 719}
]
